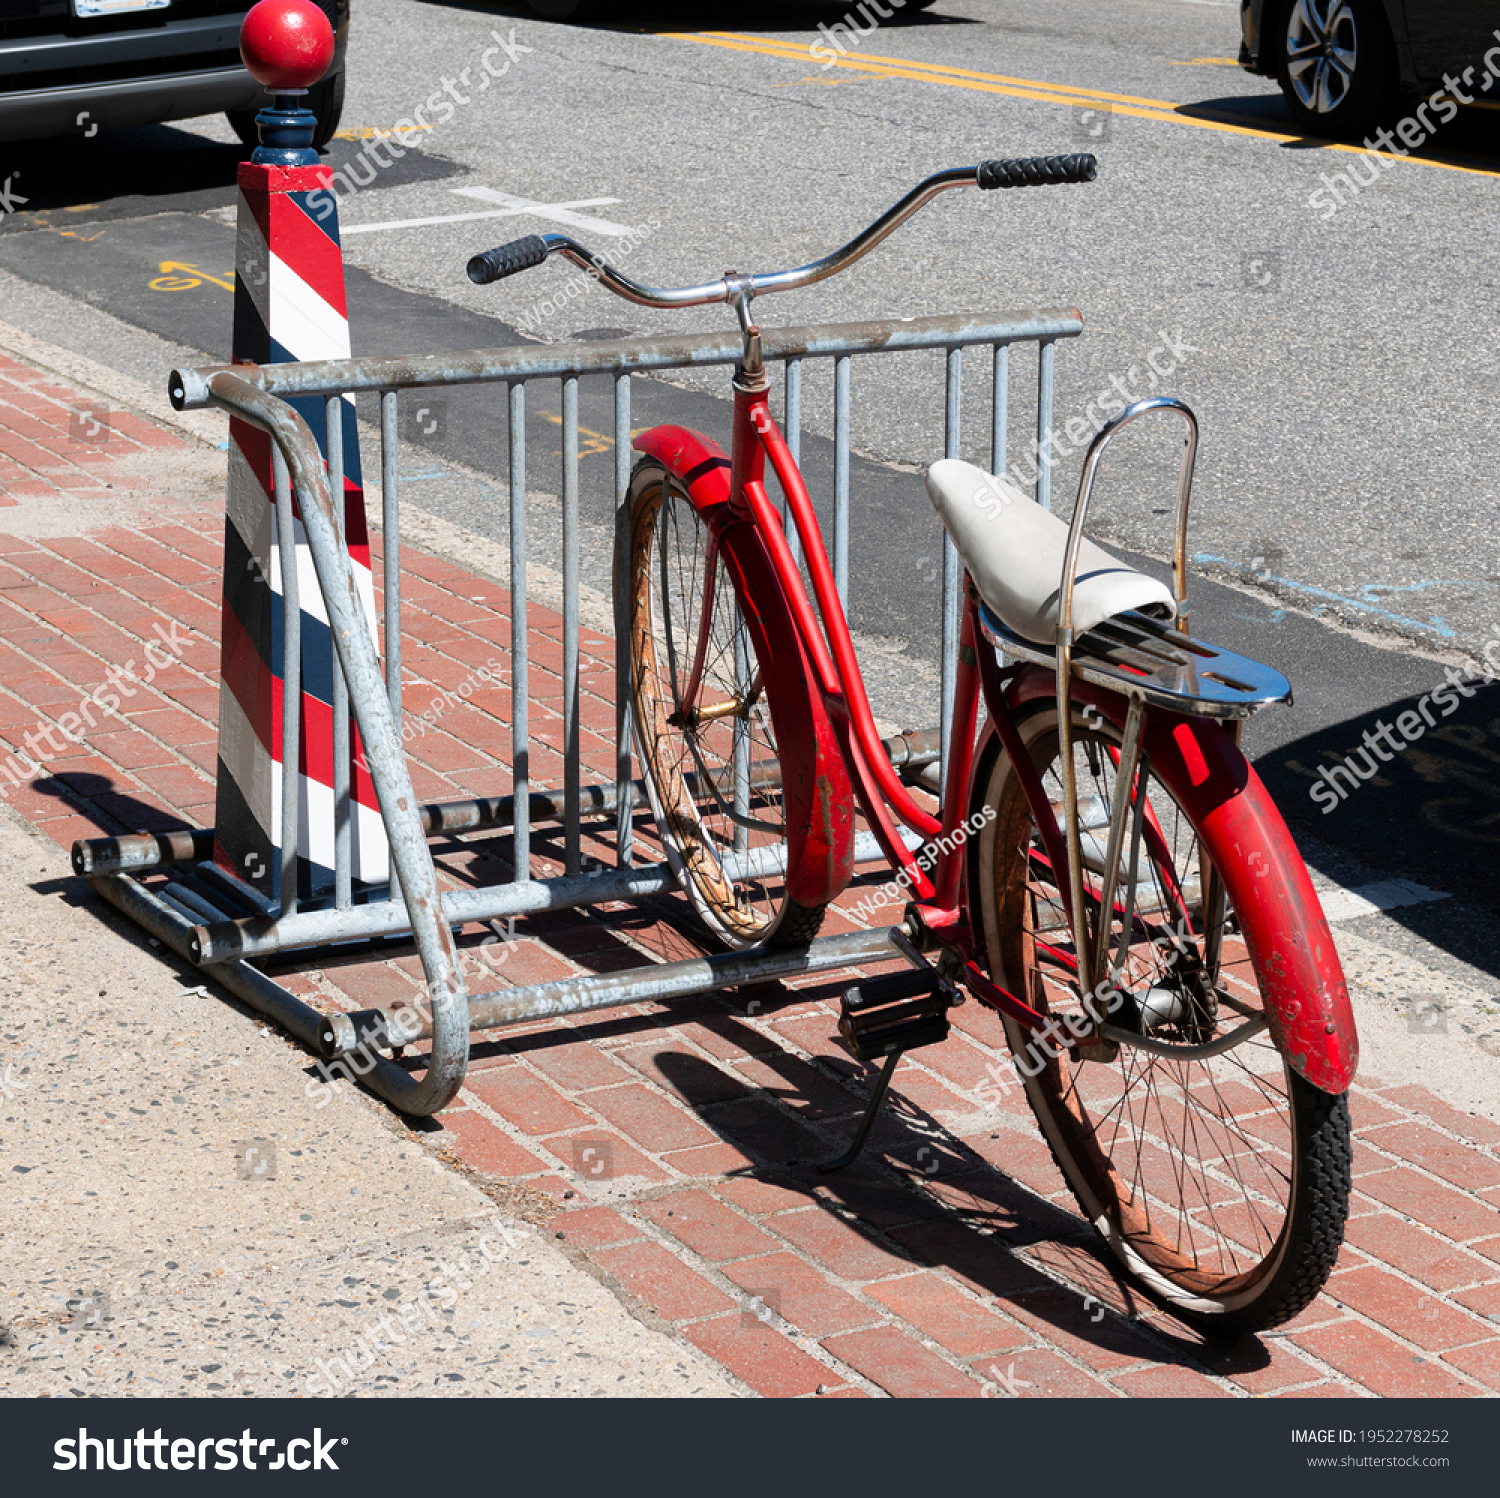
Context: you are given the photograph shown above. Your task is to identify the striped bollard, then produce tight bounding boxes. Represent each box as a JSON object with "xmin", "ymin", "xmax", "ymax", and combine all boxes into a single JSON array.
[{"xmin": 215, "ymin": 0, "xmax": 389, "ymax": 906}]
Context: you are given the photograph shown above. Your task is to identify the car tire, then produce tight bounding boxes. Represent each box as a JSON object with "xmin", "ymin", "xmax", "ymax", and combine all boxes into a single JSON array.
[
  {"xmin": 227, "ymin": 67, "xmax": 346, "ymax": 152},
  {"xmin": 1274, "ymin": 0, "xmax": 1398, "ymax": 140}
]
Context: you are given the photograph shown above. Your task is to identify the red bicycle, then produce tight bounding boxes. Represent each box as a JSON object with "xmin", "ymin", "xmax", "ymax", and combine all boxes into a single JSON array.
[{"xmin": 468, "ymin": 157, "xmax": 1357, "ymax": 1333}]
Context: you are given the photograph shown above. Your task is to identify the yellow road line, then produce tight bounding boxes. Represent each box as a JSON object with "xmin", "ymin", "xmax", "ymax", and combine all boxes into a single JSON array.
[
  {"xmin": 696, "ymin": 30, "xmax": 1181, "ymax": 109},
  {"xmin": 675, "ymin": 31, "xmax": 1500, "ymax": 181}
]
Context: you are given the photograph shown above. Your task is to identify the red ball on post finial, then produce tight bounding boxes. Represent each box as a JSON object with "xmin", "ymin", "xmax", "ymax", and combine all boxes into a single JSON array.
[{"xmin": 240, "ymin": 0, "xmax": 335, "ymax": 92}]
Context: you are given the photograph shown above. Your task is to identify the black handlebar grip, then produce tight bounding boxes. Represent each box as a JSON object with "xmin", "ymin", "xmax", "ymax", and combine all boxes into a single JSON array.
[
  {"xmin": 976, "ymin": 154, "xmax": 1098, "ymax": 189},
  {"xmin": 466, "ymin": 235, "xmax": 550, "ymax": 285}
]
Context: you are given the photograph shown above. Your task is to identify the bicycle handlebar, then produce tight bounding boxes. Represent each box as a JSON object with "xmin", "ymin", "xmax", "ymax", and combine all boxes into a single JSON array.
[
  {"xmin": 465, "ymin": 155, "xmax": 1097, "ymax": 307},
  {"xmin": 976, "ymin": 153, "xmax": 1096, "ymax": 188},
  {"xmin": 466, "ymin": 234, "xmax": 549, "ymax": 286}
]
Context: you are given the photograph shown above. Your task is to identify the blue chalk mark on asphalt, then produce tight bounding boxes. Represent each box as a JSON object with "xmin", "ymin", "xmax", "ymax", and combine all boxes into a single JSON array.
[{"xmin": 1193, "ymin": 554, "xmax": 1457, "ymax": 637}]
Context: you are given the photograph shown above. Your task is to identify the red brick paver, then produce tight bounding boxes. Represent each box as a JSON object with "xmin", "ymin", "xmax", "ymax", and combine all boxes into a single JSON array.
[{"xmin": 4, "ymin": 350, "xmax": 1499, "ymax": 1400}]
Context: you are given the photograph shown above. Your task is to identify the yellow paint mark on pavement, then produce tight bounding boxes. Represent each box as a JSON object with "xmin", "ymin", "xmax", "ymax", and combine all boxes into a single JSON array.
[
  {"xmin": 539, "ymin": 412, "xmax": 655, "ymax": 455},
  {"xmin": 152, "ymin": 260, "xmax": 235, "ymax": 292},
  {"xmin": 334, "ymin": 125, "xmax": 434, "ymax": 140}
]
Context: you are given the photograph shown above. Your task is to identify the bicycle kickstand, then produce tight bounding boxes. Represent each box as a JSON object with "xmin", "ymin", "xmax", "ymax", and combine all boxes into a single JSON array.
[{"xmin": 818, "ymin": 936, "xmax": 960, "ymax": 1174}]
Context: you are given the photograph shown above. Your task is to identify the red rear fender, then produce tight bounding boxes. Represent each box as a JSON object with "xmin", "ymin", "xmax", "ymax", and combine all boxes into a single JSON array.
[{"xmin": 985, "ymin": 668, "xmax": 1357, "ymax": 1093}]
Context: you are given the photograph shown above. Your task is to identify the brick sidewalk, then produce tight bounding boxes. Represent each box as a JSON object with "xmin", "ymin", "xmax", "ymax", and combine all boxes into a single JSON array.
[{"xmin": 3, "ymin": 351, "xmax": 1499, "ymax": 1399}]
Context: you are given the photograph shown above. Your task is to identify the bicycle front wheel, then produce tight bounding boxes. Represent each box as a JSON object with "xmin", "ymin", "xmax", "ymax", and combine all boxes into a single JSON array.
[
  {"xmin": 626, "ymin": 457, "xmax": 825, "ymax": 948},
  {"xmin": 975, "ymin": 697, "xmax": 1352, "ymax": 1333}
]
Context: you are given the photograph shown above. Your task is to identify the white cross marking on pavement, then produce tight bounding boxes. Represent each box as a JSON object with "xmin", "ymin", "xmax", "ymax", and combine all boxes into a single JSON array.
[
  {"xmin": 449, "ymin": 186, "xmax": 635, "ymax": 237},
  {"xmin": 341, "ymin": 196, "xmax": 623, "ymax": 236}
]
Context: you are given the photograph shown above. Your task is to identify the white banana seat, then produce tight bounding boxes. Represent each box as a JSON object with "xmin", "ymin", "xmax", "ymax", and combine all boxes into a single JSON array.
[{"xmin": 924, "ymin": 459, "xmax": 1175, "ymax": 646}]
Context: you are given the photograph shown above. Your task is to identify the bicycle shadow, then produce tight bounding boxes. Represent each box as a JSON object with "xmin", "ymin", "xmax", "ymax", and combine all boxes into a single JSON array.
[{"xmin": 644, "ymin": 1033, "xmax": 1281, "ymax": 1380}]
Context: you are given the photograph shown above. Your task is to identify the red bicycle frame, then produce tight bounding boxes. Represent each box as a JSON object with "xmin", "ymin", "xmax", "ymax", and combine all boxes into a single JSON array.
[{"xmin": 634, "ymin": 379, "xmax": 1357, "ymax": 1089}]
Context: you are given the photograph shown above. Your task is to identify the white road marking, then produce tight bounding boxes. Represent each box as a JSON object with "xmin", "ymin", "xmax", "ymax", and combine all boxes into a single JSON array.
[
  {"xmin": 342, "ymin": 197, "xmax": 622, "ymax": 236},
  {"xmin": 450, "ymin": 187, "xmax": 635, "ymax": 237},
  {"xmin": 1319, "ymin": 878, "xmax": 1452, "ymax": 924}
]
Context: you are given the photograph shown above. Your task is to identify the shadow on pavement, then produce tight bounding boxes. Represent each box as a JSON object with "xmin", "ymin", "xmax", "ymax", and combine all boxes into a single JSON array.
[
  {"xmin": 1179, "ymin": 91, "xmax": 1500, "ymax": 174},
  {"xmin": 1258, "ymin": 677, "xmax": 1500, "ymax": 963},
  {"xmin": 416, "ymin": 0, "xmax": 978, "ymax": 35},
  {"xmin": 2, "ymin": 127, "xmax": 467, "ymax": 223}
]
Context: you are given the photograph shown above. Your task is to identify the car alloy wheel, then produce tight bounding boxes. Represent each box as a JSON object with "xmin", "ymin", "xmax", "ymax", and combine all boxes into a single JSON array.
[
  {"xmin": 1285, "ymin": 0, "xmax": 1358, "ymax": 117},
  {"xmin": 1276, "ymin": 0, "xmax": 1397, "ymax": 139}
]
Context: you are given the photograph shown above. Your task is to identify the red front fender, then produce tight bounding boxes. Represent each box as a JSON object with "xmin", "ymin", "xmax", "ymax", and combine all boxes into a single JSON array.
[
  {"xmin": 972, "ymin": 667, "xmax": 1358, "ymax": 1094},
  {"xmin": 632, "ymin": 426, "xmax": 856, "ymax": 909}
]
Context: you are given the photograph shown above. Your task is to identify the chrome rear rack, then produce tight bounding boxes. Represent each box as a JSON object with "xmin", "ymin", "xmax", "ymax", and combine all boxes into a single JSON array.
[{"xmin": 979, "ymin": 602, "xmax": 1291, "ymax": 719}]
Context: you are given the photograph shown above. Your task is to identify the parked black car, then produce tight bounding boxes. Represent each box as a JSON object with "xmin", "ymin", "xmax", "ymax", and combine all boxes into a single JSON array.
[
  {"xmin": 0, "ymin": 0, "xmax": 348, "ymax": 145},
  {"xmin": 1241, "ymin": 0, "xmax": 1500, "ymax": 137}
]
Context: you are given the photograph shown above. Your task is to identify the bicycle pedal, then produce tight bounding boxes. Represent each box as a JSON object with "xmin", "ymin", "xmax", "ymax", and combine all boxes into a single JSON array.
[
  {"xmin": 842, "ymin": 967, "xmax": 941, "ymax": 1012},
  {"xmin": 838, "ymin": 970, "xmax": 952, "ymax": 1062}
]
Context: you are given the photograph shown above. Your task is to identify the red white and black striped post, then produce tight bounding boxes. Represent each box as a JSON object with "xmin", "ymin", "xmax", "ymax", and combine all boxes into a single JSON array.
[{"xmin": 214, "ymin": 0, "xmax": 387, "ymax": 906}]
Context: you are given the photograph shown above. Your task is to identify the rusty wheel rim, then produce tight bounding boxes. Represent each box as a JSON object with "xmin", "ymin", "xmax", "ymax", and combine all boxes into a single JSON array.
[{"xmin": 628, "ymin": 471, "xmax": 789, "ymax": 945}]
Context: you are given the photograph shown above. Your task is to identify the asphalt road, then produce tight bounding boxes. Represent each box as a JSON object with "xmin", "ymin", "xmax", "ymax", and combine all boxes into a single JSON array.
[{"xmin": 2, "ymin": 0, "xmax": 1498, "ymax": 944}]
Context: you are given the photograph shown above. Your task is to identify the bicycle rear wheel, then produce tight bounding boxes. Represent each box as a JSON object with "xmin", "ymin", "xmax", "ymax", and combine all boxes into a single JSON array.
[
  {"xmin": 975, "ymin": 697, "xmax": 1351, "ymax": 1333},
  {"xmin": 626, "ymin": 457, "xmax": 825, "ymax": 948}
]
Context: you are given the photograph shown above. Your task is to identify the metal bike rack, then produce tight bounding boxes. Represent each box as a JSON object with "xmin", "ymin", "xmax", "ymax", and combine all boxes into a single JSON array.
[{"xmin": 76, "ymin": 308, "xmax": 1082, "ymax": 1114}]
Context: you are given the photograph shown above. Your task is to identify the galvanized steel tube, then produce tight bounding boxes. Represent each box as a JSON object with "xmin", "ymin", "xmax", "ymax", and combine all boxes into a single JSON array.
[
  {"xmin": 273, "ymin": 443, "xmax": 301, "ymax": 918},
  {"xmin": 562, "ymin": 375, "xmax": 581, "ymax": 877},
  {"xmin": 509, "ymin": 382, "xmax": 530, "ymax": 883}
]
